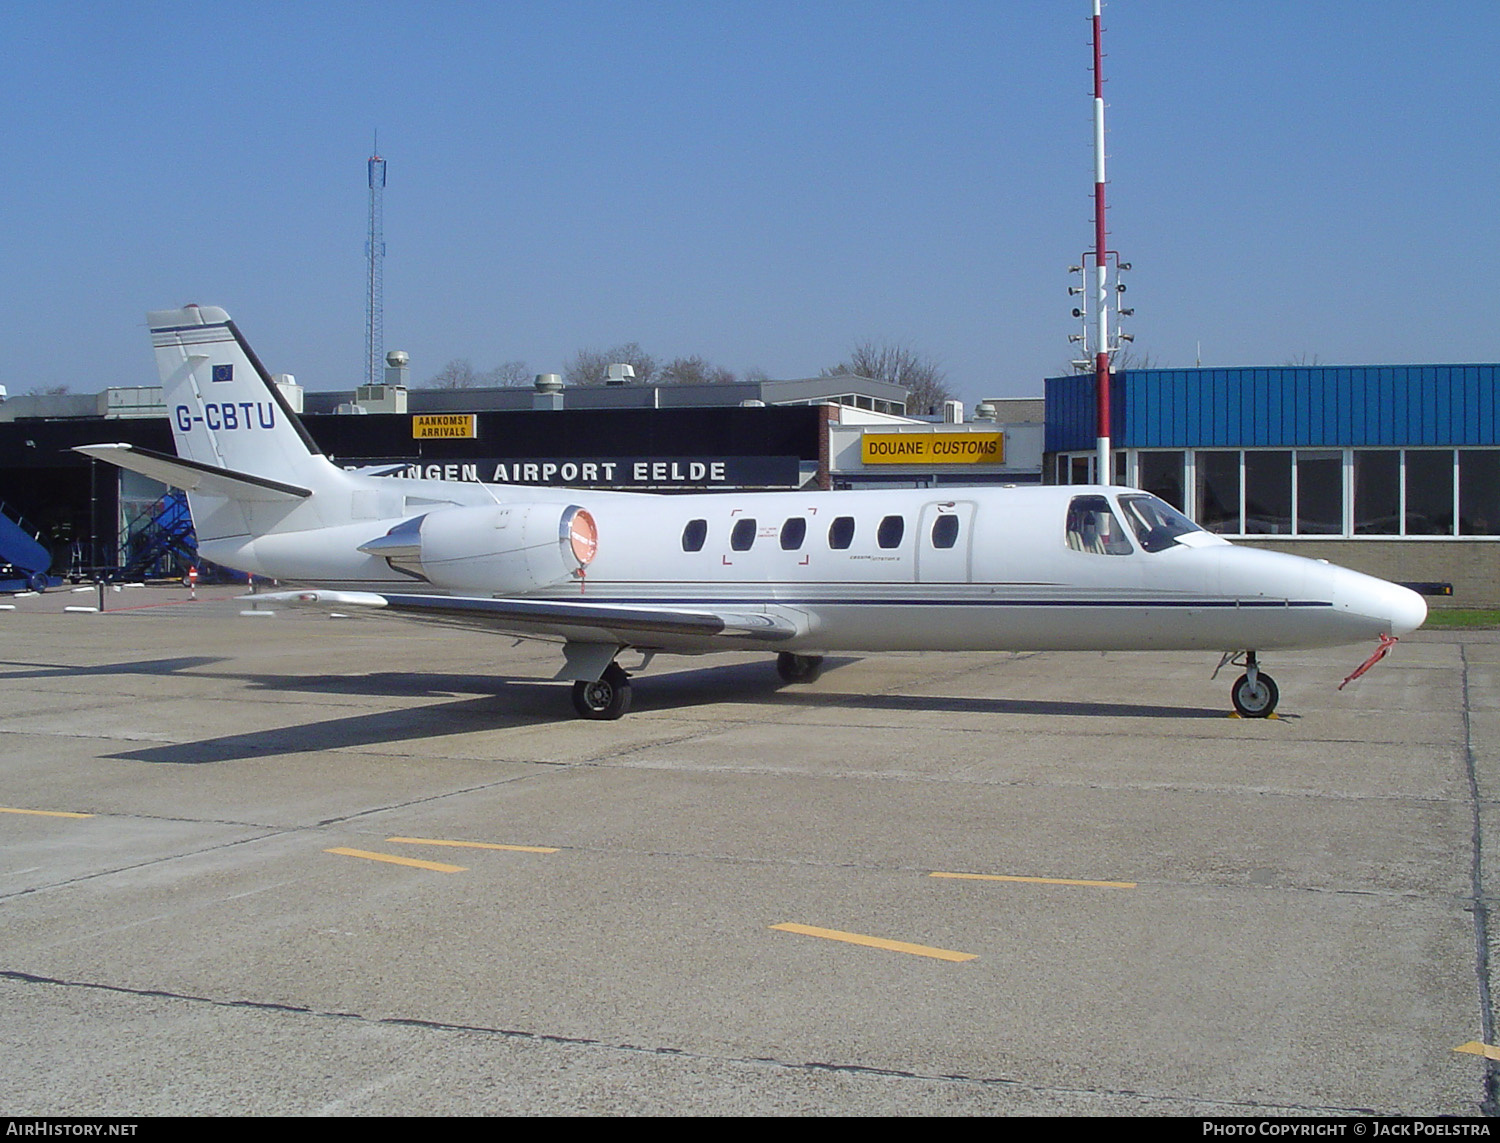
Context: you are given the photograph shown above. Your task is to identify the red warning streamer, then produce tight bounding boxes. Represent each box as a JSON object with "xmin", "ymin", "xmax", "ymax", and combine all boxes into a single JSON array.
[{"xmin": 1339, "ymin": 634, "xmax": 1399, "ymax": 690}]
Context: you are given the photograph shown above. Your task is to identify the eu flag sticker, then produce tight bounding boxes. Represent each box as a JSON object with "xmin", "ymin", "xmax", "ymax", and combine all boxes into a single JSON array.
[{"xmin": 212, "ymin": 364, "xmax": 233, "ymax": 383}]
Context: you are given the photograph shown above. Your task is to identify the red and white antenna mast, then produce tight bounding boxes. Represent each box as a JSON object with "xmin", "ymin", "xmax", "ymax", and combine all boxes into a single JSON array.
[{"xmin": 1069, "ymin": 1, "xmax": 1132, "ymax": 483}]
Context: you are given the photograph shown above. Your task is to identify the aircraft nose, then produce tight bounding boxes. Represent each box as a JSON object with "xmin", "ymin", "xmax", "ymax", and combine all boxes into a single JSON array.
[
  {"xmin": 1329, "ymin": 565, "xmax": 1427, "ymax": 637},
  {"xmin": 1383, "ymin": 581, "xmax": 1428, "ymax": 637}
]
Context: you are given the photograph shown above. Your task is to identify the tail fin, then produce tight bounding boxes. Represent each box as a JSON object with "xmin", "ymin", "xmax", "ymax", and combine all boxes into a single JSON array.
[
  {"xmin": 149, "ymin": 304, "xmax": 330, "ymax": 486},
  {"xmin": 78, "ymin": 306, "xmax": 361, "ymax": 566}
]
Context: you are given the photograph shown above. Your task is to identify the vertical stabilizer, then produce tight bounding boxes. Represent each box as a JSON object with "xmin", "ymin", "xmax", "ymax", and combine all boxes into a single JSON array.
[
  {"xmin": 147, "ymin": 306, "xmax": 357, "ymax": 552},
  {"xmin": 150, "ymin": 305, "xmax": 329, "ymax": 484}
]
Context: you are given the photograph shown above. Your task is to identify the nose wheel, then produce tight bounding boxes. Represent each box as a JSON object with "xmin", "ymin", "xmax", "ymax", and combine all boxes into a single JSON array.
[{"xmin": 1230, "ymin": 652, "xmax": 1279, "ymax": 717}]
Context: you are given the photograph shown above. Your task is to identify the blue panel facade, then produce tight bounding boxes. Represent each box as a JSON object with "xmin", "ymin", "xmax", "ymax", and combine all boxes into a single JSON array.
[{"xmin": 1046, "ymin": 364, "xmax": 1500, "ymax": 452}]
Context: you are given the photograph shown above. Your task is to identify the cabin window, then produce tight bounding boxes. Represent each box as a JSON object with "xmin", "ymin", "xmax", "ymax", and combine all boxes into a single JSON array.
[
  {"xmin": 1118, "ymin": 494, "xmax": 1198, "ymax": 553},
  {"xmin": 1065, "ymin": 495, "xmax": 1133, "ymax": 555},
  {"xmin": 780, "ymin": 517, "xmax": 807, "ymax": 550},
  {"xmin": 877, "ymin": 515, "xmax": 905, "ymax": 549},
  {"xmin": 930, "ymin": 514, "xmax": 960, "ymax": 549},
  {"xmin": 681, "ymin": 519, "xmax": 707, "ymax": 552},
  {"xmin": 828, "ymin": 516, "xmax": 855, "ymax": 549},
  {"xmin": 730, "ymin": 518, "xmax": 756, "ymax": 551}
]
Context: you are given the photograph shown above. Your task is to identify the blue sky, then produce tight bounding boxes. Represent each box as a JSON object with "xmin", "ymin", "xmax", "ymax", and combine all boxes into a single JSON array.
[{"xmin": 2, "ymin": 2, "xmax": 1495, "ymax": 405}]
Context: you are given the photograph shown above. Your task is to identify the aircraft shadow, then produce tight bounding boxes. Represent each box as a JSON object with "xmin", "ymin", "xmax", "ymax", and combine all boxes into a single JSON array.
[
  {"xmin": 0, "ymin": 656, "xmax": 226, "ymax": 680},
  {"xmin": 236, "ymin": 670, "xmax": 533, "ymax": 700},
  {"xmin": 104, "ymin": 656, "xmax": 1233, "ymax": 765},
  {"xmin": 107, "ymin": 682, "xmax": 571, "ymax": 765},
  {"xmin": 635, "ymin": 659, "xmax": 1229, "ymax": 720}
]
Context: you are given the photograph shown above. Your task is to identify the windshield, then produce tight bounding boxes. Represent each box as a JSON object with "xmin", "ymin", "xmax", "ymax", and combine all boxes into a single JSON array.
[{"xmin": 1118, "ymin": 494, "xmax": 1202, "ymax": 553}]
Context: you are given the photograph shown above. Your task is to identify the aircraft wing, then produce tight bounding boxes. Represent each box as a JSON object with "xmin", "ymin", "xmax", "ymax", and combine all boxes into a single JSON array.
[
  {"xmin": 246, "ymin": 589, "xmax": 805, "ymax": 650},
  {"xmin": 75, "ymin": 443, "xmax": 311, "ymax": 502}
]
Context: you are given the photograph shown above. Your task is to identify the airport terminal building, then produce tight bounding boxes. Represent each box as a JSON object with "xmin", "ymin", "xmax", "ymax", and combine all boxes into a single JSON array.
[
  {"xmin": 0, "ymin": 371, "xmax": 1040, "ymax": 583},
  {"xmin": 2, "ymin": 357, "xmax": 1497, "ymax": 607},
  {"xmin": 1047, "ymin": 364, "xmax": 1500, "ymax": 605}
]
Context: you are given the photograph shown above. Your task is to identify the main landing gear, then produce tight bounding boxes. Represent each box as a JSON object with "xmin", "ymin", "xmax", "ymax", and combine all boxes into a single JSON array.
[
  {"xmin": 1229, "ymin": 651, "xmax": 1279, "ymax": 718},
  {"xmin": 776, "ymin": 652, "xmax": 824, "ymax": 684},
  {"xmin": 571, "ymin": 662, "xmax": 632, "ymax": 720}
]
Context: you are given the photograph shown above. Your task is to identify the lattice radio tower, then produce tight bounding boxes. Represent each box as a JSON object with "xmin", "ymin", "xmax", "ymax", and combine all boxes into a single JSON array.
[{"xmin": 365, "ymin": 137, "xmax": 386, "ymax": 388}]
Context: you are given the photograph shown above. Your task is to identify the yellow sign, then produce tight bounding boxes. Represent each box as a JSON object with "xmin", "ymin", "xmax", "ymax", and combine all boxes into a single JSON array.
[
  {"xmin": 413, "ymin": 414, "xmax": 478, "ymax": 440},
  {"xmin": 861, "ymin": 432, "xmax": 1004, "ymax": 466}
]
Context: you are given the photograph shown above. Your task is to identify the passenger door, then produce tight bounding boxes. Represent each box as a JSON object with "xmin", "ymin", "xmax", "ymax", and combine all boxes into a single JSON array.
[{"xmin": 915, "ymin": 500, "xmax": 976, "ymax": 583}]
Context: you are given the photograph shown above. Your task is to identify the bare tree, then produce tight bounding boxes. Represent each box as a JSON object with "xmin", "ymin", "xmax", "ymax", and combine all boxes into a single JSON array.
[
  {"xmin": 481, "ymin": 360, "xmax": 531, "ymax": 387},
  {"xmin": 1064, "ymin": 346, "xmax": 1159, "ymax": 374},
  {"xmin": 822, "ymin": 340, "xmax": 951, "ymax": 415},
  {"xmin": 565, "ymin": 343, "xmax": 657, "ymax": 386},
  {"xmin": 422, "ymin": 358, "xmax": 531, "ymax": 388},
  {"xmin": 658, "ymin": 355, "xmax": 736, "ymax": 386},
  {"xmin": 424, "ymin": 359, "xmax": 478, "ymax": 389},
  {"xmin": 1110, "ymin": 346, "xmax": 1157, "ymax": 371}
]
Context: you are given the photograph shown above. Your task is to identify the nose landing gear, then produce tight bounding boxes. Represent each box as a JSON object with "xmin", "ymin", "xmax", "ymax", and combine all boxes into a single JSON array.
[{"xmin": 1229, "ymin": 651, "xmax": 1279, "ymax": 718}]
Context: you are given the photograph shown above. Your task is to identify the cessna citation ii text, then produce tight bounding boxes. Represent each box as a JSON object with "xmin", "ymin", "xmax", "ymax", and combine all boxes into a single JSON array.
[{"xmin": 78, "ymin": 305, "xmax": 1427, "ymax": 720}]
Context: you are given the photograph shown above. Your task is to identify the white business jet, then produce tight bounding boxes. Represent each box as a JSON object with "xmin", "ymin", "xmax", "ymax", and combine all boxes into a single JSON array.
[{"xmin": 78, "ymin": 305, "xmax": 1426, "ymax": 720}]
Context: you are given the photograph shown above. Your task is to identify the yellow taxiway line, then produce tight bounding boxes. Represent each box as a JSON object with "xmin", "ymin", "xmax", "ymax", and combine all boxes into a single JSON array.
[
  {"xmin": 325, "ymin": 847, "xmax": 466, "ymax": 873},
  {"xmin": 0, "ymin": 806, "xmax": 94, "ymax": 819},
  {"xmin": 386, "ymin": 836, "xmax": 559, "ymax": 854},
  {"xmin": 771, "ymin": 922, "xmax": 976, "ymax": 962},
  {"xmin": 930, "ymin": 871, "xmax": 1137, "ymax": 889},
  {"xmin": 1454, "ymin": 1041, "xmax": 1500, "ymax": 1060}
]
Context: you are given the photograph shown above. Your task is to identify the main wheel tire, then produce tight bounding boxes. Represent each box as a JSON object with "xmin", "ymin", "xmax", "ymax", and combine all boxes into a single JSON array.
[
  {"xmin": 1231, "ymin": 672, "xmax": 1279, "ymax": 718},
  {"xmin": 26, "ymin": 572, "xmax": 46, "ymax": 593},
  {"xmin": 776, "ymin": 652, "xmax": 825, "ymax": 684},
  {"xmin": 571, "ymin": 662, "xmax": 633, "ymax": 720}
]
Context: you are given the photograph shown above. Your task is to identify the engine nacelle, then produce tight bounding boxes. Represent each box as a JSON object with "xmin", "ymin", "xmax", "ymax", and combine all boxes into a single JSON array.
[{"xmin": 366, "ymin": 503, "xmax": 598, "ymax": 594}]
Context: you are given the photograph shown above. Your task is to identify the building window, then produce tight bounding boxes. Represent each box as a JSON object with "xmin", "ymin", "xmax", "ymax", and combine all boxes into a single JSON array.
[
  {"xmin": 1245, "ymin": 451, "xmax": 1293, "ymax": 534},
  {"xmin": 1353, "ymin": 451, "xmax": 1400, "ymax": 535},
  {"xmin": 1196, "ymin": 451, "xmax": 1241, "ymax": 534},
  {"xmin": 731, "ymin": 518, "xmax": 756, "ymax": 551},
  {"xmin": 1296, "ymin": 450, "xmax": 1343, "ymax": 535},
  {"xmin": 780, "ymin": 517, "xmax": 807, "ymax": 550},
  {"xmin": 828, "ymin": 516, "xmax": 855, "ymax": 549},
  {"xmin": 877, "ymin": 515, "xmax": 905, "ymax": 548},
  {"xmin": 1139, "ymin": 452, "xmax": 1185, "ymax": 511},
  {"xmin": 1459, "ymin": 450, "xmax": 1500, "ymax": 536},
  {"xmin": 931, "ymin": 514, "xmax": 960, "ymax": 549},
  {"xmin": 681, "ymin": 519, "xmax": 707, "ymax": 552},
  {"xmin": 1405, "ymin": 451, "xmax": 1454, "ymax": 535}
]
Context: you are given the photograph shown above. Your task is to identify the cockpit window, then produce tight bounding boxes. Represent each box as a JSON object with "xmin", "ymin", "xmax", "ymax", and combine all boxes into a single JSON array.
[
  {"xmin": 1118, "ymin": 494, "xmax": 1201, "ymax": 553},
  {"xmin": 1065, "ymin": 495, "xmax": 1134, "ymax": 555}
]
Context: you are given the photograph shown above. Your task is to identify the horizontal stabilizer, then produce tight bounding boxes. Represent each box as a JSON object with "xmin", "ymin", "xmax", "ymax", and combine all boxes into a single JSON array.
[{"xmin": 74, "ymin": 444, "xmax": 311, "ymax": 502}]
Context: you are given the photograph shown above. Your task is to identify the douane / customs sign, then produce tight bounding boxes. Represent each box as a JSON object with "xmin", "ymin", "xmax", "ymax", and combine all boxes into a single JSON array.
[{"xmin": 861, "ymin": 432, "xmax": 1004, "ymax": 465}]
